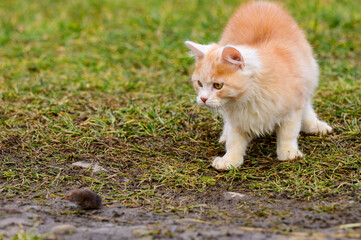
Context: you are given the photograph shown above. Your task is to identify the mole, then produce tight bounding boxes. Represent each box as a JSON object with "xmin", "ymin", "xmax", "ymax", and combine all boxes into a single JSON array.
[{"xmin": 65, "ymin": 189, "xmax": 102, "ymax": 209}]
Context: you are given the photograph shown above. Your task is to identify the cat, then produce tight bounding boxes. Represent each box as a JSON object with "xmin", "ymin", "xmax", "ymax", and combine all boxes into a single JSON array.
[{"xmin": 185, "ymin": 1, "xmax": 332, "ymax": 170}]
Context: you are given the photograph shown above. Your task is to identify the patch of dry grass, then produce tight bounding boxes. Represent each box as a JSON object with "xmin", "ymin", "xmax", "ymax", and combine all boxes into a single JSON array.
[{"xmin": 0, "ymin": 0, "xmax": 360, "ymax": 212}]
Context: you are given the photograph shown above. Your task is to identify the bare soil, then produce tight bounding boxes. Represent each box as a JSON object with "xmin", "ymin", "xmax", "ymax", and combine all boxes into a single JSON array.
[{"xmin": 2, "ymin": 191, "xmax": 361, "ymax": 239}]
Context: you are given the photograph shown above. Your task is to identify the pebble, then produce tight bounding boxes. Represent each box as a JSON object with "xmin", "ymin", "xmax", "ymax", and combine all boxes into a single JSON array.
[
  {"xmin": 223, "ymin": 192, "xmax": 246, "ymax": 202},
  {"xmin": 71, "ymin": 161, "xmax": 106, "ymax": 172},
  {"xmin": 52, "ymin": 224, "xmax": 76, "ymax": 235}
]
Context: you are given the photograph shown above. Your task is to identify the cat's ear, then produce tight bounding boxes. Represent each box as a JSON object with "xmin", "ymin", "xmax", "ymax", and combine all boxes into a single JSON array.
[
  {"xmin": 220, "ymin": 46, "xmax": 245, "ymax": 70},
  {"xmin": 185, "ymin": 41, "xmax": 212, "ymax": 59}
]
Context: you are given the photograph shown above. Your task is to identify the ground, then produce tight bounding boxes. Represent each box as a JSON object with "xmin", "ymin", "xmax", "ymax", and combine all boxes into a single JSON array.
[{"xmin": 0, "ymin": 0, "xmax": 360, "ymax": 239}]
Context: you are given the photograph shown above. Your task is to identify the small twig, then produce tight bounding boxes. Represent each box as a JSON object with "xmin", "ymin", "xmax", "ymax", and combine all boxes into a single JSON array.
[
  {"xmin": 49, "ymin": 169, "xmax": 63, "ymax": 187},
  {"xmin": 336, "ymin": 182, "xmax": 352, "ymax": 189},
  {"xmin": 335, "ymin": 222, "xmax": 361, "ymax": 229},
  {"xmin": 176, "ymin": 218, "xmax": 217, "ymax": 225},
  {"xmin": 105, "ymin": 173, "xmax": 118, "ymax": 179}
]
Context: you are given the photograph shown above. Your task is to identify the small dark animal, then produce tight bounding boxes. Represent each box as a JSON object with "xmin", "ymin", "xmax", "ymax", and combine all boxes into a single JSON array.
[{"xmin": 65, "ymin": 189, "xmax": 102, "ymax": 209}]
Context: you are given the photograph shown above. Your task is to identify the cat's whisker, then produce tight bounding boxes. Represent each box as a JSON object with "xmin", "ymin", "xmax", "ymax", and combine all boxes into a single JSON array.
[{"xmin": 188, "ymin": 102, "xmax": 201, "ymax": 122}]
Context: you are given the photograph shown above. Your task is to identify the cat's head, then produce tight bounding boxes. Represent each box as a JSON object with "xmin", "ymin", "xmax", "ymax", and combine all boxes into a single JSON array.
[{"xmin": 185, "ymin": 41, "xmax": 261, "ymax": 109}]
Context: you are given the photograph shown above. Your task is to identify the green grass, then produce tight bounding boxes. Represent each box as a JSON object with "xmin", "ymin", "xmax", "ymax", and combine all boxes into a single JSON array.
[{"xmin": 0, "ymin": 0, "xmax": 360, "ymax": 208}]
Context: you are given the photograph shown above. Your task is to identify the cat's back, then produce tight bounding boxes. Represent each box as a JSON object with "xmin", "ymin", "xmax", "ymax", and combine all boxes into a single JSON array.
[{"xmin": 219, "ymin": 1, "xmax": 305, "ymax": 47}]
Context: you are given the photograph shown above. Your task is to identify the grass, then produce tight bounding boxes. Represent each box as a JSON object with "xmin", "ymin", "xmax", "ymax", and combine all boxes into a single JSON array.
[{"xmin": 0, "ymin": 0, "xmax": 360, "ymax": 211}]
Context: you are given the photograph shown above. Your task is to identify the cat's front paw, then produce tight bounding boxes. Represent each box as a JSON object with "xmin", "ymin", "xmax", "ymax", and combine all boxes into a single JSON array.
[
  {"xmin": 212, "ymin": 156, "xmax": 243, "ymax": 170},
  {"xmin": 277, "ymin": 148, "xmax": 303, "ymax": 161}
]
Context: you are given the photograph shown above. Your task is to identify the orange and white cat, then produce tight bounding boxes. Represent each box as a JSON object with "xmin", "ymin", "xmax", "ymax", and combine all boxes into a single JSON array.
[{"xmin": 185, "ymin": 1, "xmax": 332, "ymax": 170}]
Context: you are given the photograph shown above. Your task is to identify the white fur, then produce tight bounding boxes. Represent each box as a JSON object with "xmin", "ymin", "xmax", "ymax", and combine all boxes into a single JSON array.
[
  {"xmin": 185, "ymin": 41, "xmax": 214, "ymax": 58},
  {"xmin": 193, "ymin": 45, "xmax": 262, "ymax": 109},
  {"xmin": 212, "ymin": 54, "xmax": 331, "ymax": 170},
  {"xmin": 224, "ymin": 45, "xmax": 262, "ymax": 75},
  {"xmin": 186, "ymin": 42, "xmax": 331, "ymax": 170},
  {"xmin": 185, "ymin": 1, "xmax": 334, "ymax": 171}
]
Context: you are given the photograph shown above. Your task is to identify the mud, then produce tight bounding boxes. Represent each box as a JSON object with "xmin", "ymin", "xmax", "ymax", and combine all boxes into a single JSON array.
[{"xmin": 1, "ymin": 192, "xmax": 361, "ymax": 240}]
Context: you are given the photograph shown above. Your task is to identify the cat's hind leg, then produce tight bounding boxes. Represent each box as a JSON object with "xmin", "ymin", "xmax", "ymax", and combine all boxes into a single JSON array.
[
  {"xmin": 276, "ymin": 109, "xmax": 303, "ymax": 161},
  {"xmin": 301, "ymin": 101, "xmax": 332, "ymax": 135}
]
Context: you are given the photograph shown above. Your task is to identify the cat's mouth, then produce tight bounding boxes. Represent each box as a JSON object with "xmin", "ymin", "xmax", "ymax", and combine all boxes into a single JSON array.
[
  {"xmin": 197, "ymin": 97, "xmax": 223, "ymax": 109},
  {"xmin": 203, "ymin": 103, "xmax": 221, "ymax": 110}
]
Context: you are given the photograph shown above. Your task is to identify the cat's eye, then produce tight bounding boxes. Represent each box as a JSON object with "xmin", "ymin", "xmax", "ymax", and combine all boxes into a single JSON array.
[
  {"xmin": 213, "ymin": 83, "xmax": 223, "ymax": 90},
  {"xmin": 197, "ymin": 80, "xmax": 203, "ymax": 87}
]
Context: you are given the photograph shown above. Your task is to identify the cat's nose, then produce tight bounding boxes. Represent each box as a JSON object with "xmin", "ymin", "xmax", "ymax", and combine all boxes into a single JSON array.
[{"xmin": 201, "ymin": 97, "xmax": 208, "ymax": 103}]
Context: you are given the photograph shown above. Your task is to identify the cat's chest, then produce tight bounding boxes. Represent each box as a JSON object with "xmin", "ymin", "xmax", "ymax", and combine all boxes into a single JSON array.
[{"xmin": 224, "ymin": 104, "xmax": 281, "ymax": 136}]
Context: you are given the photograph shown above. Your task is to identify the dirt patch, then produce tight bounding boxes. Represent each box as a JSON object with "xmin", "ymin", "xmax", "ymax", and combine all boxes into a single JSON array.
[{"xmin": 2, "ymin": 192, "xmax": 361, "ymax": 239}]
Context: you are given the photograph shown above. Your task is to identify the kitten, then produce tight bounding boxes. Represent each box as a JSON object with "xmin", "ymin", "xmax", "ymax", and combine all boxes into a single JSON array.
[{"xmin": 185, "ymin": 1, "xmax": 332, "ymax": 170}]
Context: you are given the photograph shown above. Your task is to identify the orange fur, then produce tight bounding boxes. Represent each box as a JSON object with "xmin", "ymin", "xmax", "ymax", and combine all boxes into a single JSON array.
[
  {"xmin": 185, "ymin": 1, "xmax": 332, "ymax": 170},
  {"xmin": 203, "ymin": 2, "xmax": 314, "ymax": 112}
]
